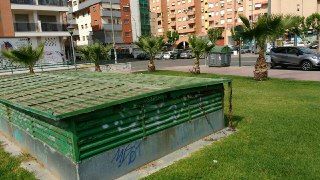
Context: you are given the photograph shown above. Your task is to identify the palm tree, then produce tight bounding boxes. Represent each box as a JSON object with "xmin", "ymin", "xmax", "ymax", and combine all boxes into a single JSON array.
[
  {"xmin": 189, "ymin": 35, "xmax": 214, "ymax": 74},
  {"xmin": 135, "ymin": 35, "xmax": 165, "ymax": 72},
  {"xmin": 239, "ymin": 14, "xmax": 284, "ymax": 80},
  {"xmin": 306, "ymin": 13, "xmax": 320, "ymax": 52},
  {"xmin": 1, "ymin": 44, "xmax": 44, "ymax": 74},
  {"xmin": 78, "ymin": 43, "xmax": 111, "ymax": 72},
  {"xmin": 207, "ymin": 28, "xmax": 223, "ymax": 44},
  {"xmin": 166, "ymin": 30, "xmax": 179, "ymax": 49}
]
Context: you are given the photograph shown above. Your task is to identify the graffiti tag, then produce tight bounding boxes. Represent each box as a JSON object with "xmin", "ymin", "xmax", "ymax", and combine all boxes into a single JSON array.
[{"xmin": 111, "ymin": 141, "xmax": 142, "ymax": 168}]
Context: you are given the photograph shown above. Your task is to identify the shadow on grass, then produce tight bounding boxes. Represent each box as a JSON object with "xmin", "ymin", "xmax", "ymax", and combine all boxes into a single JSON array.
[{"xmin": 224, "ymin": 115, "xmax": 244, "ymax": 129}]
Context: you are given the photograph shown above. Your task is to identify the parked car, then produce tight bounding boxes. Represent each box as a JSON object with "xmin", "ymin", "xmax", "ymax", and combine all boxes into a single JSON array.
[
  {"xmin": 155, "ymin": 52, "xmax": 164, "ymax": 60},
  {"xmin": 136, "ymin": 53, "xmax": 150, "ymax": 60},
  {"xmin": 240, "ymin": 46, "xmax": 252, "ymax": 54},
  {"xmin": 180, "ymin": 50, "xmax": 194, "ymax": 59},
  {"xmin": 173, "ymin": 49, "xmax": 183, "ymax": 59},
  {"xmin": 309, "ymin": 41, "xmax": 318, "ymax": 49},
  {"xmin": 270, "ymin": 46, "xmax": 320, "ymax": 71},
  {"xmin": 163, "ymin": 51, "xmax": 178, "ymax": 60}
]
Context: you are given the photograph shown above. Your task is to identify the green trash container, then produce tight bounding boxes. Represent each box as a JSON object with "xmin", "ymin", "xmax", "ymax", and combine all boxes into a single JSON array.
[{"xmin": 208, "ymin": 46, "xmax": 232, "ymax": 67}]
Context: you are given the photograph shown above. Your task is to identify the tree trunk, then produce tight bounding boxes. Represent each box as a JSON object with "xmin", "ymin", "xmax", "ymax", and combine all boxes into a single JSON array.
[
  {"xmin": 318, "ymin": 33, "xmax": 320, "ymax": 52},
  {"xmin": 253, "ymin": 49, "xmax": 268, "ymax": 81},
  {"xmin": 148, "ymin": 58, "xmax": 156, "ymax": 72},
  {"xmin": 95, "ymin": 63, "xmax": 102, "ymax": 72},
  {"xmin": 192, "ymin": 57, "xmax": 201, "ymax": 74},
  {"xmin": 28, "ymin": 66, "xmax": 35, "ymax": 74}
]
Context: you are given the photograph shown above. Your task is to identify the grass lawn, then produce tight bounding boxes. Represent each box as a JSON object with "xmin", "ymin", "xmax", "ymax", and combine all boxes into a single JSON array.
[
  {"xmin": 143, "ymin": 71, "xmax": 320, "ymax": 179},
  {"xmin": 0, "ymin": 143, "xmax": 36, "ymax": 179}
]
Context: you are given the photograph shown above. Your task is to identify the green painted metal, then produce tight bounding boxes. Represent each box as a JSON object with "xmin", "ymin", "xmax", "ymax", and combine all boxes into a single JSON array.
[
  {"xmin": 0, "ymin": 71, "xmax": 230, "ymax": 163},
  {"xmin": 0, "ymin": 71, "xmax": 229, "ymax": 121}
]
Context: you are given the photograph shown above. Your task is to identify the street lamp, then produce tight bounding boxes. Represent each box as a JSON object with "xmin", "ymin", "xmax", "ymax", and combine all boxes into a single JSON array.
[
  {"xmin": 67, "ymin": 24, "xmax": 77, "ymax": 70},
  {"xmin": 110, "ymin": 1, "xmax": 118, "ymax": 64}
]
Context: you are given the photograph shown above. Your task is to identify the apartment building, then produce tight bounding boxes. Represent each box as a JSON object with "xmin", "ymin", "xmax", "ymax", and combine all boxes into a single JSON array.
[
  {"xmin": 69, "ymin": 0, "xmax": 123, "ymax": 46},
  {"xmin": 270, "ymin": 0, "xmax": 320, "ymax": 17},
  {"xmin": 130, "ymin": 0, "xmax": 151, "ymax": 42},
  {"xmin": 69, "ymin": 0, "xmax": 151, "ymax": 46},
  {"xmin": 0, "ymin": 0, "xmax": 69, "ymax": 63},
  {"xmin": 150, "ymin": 0, "xmax": 268, "ymax": 45}
]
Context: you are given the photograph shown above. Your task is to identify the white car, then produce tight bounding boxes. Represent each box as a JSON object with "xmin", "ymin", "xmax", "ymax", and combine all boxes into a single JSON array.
[{"xmin": 163, "ymin": 52, "xmax": 173, "ymax": 60}]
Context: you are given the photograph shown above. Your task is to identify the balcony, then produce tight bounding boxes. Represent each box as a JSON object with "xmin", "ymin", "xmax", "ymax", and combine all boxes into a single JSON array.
[
  {"xmin": 74, "ymin": 0, "xmax": 120, "ymax": 13},
  {"xmin": 101, "ymin": 9, "xmax": 121, "ymax": 17},
  {"xmin": 188, "ymin": 19, "xmax": 195, "ymax": 24},
  {"xmin": 103, "ymin": 24, "xmax": 122, "ymax": 31},
  {"xmin": 41, "ymin": 22, "xmax": 68, "ymax": 31},
  {"xmin": 11, "ymin": 0, "xmax": 35, "ymax": 5},
  {"xmin": 187, "ymin": 11, "xmax": 194, "ymax": 15},
  {"xmin": 13, "ymin": 22, "xmax": 69, "ymax": 37},
  {"xmin": 179, "ymin": 28, "xmax": 195, "ymax": 34},
  {"xmin": 14, "ymin": 22, "xmax": 37, "ymax": 32},
  {"xmin": 38, "ymin": 0, "xmax": 67, "ymax": 6},
  {"xmin": 11, "ymin": 0, "xmax": 68, "ymax": 11}
]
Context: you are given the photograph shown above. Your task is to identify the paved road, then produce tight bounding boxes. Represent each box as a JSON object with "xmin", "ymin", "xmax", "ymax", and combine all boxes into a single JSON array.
[{"xmin": 127, "ymin": 54, "xmax": 258, "ymax": 71}]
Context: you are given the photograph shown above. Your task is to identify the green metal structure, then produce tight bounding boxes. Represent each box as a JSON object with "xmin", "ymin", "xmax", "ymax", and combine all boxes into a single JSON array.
[{"xmin": 0, "ymin": 71, "xmax": 229, "ymax": 165}]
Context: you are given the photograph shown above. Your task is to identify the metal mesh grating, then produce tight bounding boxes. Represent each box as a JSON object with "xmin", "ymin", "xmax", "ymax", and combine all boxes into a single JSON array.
[{"xmin": 0, "ymin": 71, "xmax": 228, "ymax": 120}]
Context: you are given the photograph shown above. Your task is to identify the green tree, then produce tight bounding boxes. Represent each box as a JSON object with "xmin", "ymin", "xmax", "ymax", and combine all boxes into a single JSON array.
[
  {"xmin": 306, "ymin": 13, "xmax": 320, "ymax": 51},
  {"xmin": 1, "ymin": 44, "xmax": 44, "ymax": 74},
  {"xmin": 166, "ymin": 30, "xmax": 179, "ymax": 48},
  {"xmin": 135, "ymin": 35, "xmax": 165, "ymax": 72},
  {"xmin": 78, "ymin": 43, "xmax": 112, "ymax": 72},
  {"xmin": 282, "ymin": 15, "xmax": 307, "ymax": 46},
  {"xmin": 231, "ymin": 25, "xmax": 245, "ymax": 43},
  {"xmin": 239, "ymin": 14, "xmax": 284, "ymax": 80},
  {"xmin": 207, "ymin": 28, "xmax": 223, "ymax": 44},
  {"xmin": 188, "ymin": 35, "xmax": 214, "ymax": 74}
]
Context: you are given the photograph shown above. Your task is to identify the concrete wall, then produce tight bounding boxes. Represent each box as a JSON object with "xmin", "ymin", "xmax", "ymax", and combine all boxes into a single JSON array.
[
  {"xmin": 130, "ymin": 0, "xmax": 141, "ymax": 42},
  {"xmin": 271, "ymin": 0, "xmax": 319, "ymax": 17}
]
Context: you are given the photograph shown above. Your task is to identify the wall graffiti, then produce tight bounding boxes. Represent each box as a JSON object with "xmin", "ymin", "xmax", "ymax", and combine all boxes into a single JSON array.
[{"xmin": 111, "ymin": 141, "xmax": 142, "ymax": 168}]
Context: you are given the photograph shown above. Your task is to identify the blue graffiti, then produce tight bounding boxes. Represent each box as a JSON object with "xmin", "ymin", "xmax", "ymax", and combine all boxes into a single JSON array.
[{"xmin": 111, "ymin": 141, "xmax": 142, "ymax": 168}]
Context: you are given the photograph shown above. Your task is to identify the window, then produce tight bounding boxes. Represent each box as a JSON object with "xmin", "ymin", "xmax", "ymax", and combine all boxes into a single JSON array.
[
  {"xmin": 287, "ymin": 48, "xmax": 299, "ymax": 55},
  {"xmin": 123, "ymin": 7, "xmax": 130, "ymax": 12},
  {"xmin": 272, "ymin": 47, "xmax": 286, "ymax": 54},
  {"xmin": 125, "ymin": 32, "xmax": 131, "ymax": 37},
  {"xmin": 124, "ymin": 19, "xmax": 130, "ymax": 24}
]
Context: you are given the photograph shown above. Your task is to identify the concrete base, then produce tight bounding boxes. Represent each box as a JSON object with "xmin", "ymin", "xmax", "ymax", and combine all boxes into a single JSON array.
[{"xmin": 0, "ymin": 110, "xmax": 224, "ymax": 180}]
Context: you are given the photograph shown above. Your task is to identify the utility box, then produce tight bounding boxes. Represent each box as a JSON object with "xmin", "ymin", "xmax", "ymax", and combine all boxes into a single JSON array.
[
  {"xmin": 0, "ymin": 72, "xmax": 230, "ymax": 180},
  {"xmin": 208, "ymin": 46, "xmax": 232, "ymax": 67}
]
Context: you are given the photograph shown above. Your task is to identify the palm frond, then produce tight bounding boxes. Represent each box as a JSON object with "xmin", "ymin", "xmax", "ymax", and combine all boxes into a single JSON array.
[
  {"xmin": 135, "ymin": 35, "xmax": 165, "ymax": 58},
  {"xmin": 188, "ymin": 35, "xmax": 213, "ymax": 59},
  {"xmin": 239, "ymin": 15, "xmax": 251, "ymax": 29}
]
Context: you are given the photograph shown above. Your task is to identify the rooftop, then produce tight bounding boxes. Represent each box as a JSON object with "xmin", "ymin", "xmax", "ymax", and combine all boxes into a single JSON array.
[{"xmin": 0, "ymin": 71, "xmax": 229, "ymax": 121}]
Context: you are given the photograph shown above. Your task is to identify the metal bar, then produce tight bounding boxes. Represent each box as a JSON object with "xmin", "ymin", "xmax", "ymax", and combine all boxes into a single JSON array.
[{"xmin": 227, "ymin": 81, "xmax": 233, "ymax": 128}]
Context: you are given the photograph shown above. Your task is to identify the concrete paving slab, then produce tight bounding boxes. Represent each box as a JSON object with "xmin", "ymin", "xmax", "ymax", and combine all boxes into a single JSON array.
[{"xmin": 161, "ymin": 66, "xmax": 320, "ymax": 82}]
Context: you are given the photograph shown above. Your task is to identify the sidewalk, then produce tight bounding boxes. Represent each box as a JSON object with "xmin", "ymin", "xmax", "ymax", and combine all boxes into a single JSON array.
[{"xmin": 161, "ymin": 66, "xmax": 320, "ymax": 82}]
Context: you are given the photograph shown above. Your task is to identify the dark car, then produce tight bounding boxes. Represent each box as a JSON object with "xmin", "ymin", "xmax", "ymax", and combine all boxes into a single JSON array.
[
  {"xmin": 270, "ymin": 47, "xmax": 320, "ymax": 71},
  {"xmin": 136, "ymin": 53, "xmax": 150, "ymax": 60}
]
